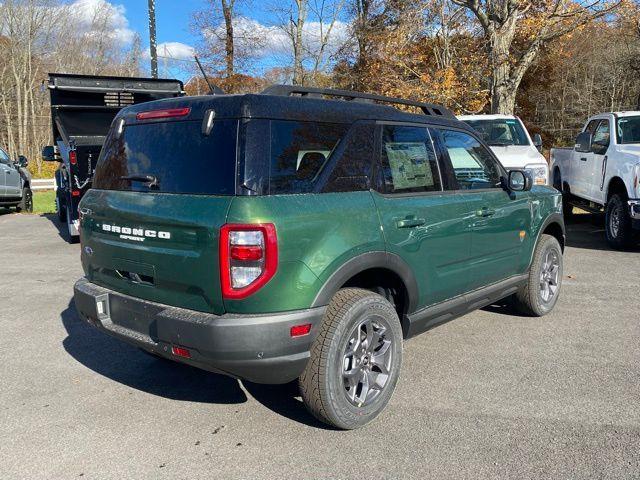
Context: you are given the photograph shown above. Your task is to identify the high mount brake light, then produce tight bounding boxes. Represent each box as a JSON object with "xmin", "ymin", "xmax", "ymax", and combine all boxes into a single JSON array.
[
  {"xmin": 136, "ymin": 107, "xmax": 191, "ymax": 121},
  {"xmin": 220, "ymin": 224, "xmax": 278, "ymax": 300}
]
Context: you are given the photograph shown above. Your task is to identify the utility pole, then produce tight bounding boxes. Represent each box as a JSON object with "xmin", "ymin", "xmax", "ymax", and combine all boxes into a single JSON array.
[{"xmin": 148, "ymin": 0, "xmax": 158, "ymax": 78}]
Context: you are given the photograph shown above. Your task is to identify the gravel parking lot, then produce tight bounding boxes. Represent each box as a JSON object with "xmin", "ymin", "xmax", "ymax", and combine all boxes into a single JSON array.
[{"xmin": 1, "ymin": 211, "xmax": 639, "ymax": 479}]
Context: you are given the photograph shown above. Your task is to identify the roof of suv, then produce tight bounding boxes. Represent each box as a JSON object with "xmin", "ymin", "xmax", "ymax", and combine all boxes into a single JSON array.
[{"xmin": 120, "ymin": 87, "xmax": 468, "ymax": 131}]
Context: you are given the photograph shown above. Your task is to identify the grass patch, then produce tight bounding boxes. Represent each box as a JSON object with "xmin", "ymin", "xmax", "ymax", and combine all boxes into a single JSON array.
[{"xmin": 32, "ymin": 190, "xmax": 56, "ymax": 215}]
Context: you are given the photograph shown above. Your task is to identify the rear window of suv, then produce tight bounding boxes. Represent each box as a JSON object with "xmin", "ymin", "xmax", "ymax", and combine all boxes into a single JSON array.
[{"xmin": 93, "ymin": 119, "xmax": 237, "ymax": 195}]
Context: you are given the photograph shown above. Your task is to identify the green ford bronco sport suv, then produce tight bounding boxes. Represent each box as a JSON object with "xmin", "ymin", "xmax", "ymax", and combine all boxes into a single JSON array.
[{"xmin": 73, "ymin": 86, "xmax": 565, "ymax": 429}]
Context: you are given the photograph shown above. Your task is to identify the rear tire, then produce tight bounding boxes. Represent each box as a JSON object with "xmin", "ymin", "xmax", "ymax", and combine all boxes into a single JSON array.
[
  {"xmin": 299, "ymin": 288, "xmax": 403, "ymax": 430},
  {"xmin": 56, "ymin": 196, "xmax": 66, "ymax": 222},
  {"xmin": 512, "ymin": 234, "xmax": 563, "ymax": 317},
  {"xmin": 66, "ymin": 206, "xmax": 79, "ymax": 244},
  {"xmin": 605, "ymin": 194, "xmax": 633, "ymax": 249}
]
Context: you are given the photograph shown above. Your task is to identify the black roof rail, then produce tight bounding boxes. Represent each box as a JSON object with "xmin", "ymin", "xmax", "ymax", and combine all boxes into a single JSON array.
[{"xmin": 260, "ymin": 84, "xmax": 455, "ymax": 118}]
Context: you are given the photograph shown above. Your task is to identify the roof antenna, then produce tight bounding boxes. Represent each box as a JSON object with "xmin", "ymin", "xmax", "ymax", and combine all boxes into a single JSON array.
[{"xmin": 194, "ymin": 55, "xmax": 224, "ymax": 95}]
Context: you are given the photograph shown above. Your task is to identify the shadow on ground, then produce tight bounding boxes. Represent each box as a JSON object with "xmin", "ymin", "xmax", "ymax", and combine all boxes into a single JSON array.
[
  {"xmin": 60, "ymin": 299, "xmax": 329, "ymax": 428},
  {"xmin": 41, "ymin": 212, "xmax": 75, "ymax": 243}
]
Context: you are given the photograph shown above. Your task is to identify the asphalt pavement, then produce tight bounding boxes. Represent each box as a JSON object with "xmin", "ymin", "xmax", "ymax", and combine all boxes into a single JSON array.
[{"xmin": 0, "ymin": 211, "xmax": 638, "ymax": 479}]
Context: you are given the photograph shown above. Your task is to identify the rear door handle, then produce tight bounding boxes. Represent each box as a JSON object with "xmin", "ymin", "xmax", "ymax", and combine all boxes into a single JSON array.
[
  {"xmin": 396, "ymin": 217, "xmax": 426, "ymax": 228},
  {"xmin": 580, "ymin": 157, "xmax": 587, "ymax": 162},
  {"xmin": 476, "ymin": 207, "xmax": 496, "ymax": 217}
]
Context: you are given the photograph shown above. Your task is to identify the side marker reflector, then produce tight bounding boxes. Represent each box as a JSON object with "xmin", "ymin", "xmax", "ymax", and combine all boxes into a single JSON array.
[
  {"xmin": 171, "ymin": 346, "xmax": 191, "ymax": 358},
  {"xmin": 290, "ymin": 323, "xmax": 312, "ymax": 337}
]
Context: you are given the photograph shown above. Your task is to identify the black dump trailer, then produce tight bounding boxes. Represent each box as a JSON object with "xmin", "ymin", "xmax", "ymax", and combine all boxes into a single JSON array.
[{"xmin": 42, "ymin": 73, "xmax": 184, "ymax": 242}]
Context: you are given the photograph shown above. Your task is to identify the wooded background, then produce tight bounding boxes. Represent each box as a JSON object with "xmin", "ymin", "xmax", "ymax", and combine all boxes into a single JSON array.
[{"xmin": 2, "ymin": 0, "xmax": 639, "ymax": 178}]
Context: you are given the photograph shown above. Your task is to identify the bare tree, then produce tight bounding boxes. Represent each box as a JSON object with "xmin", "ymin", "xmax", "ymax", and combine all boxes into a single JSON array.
[
  {"xmin": 453, "ymin": 0, "xmax": 622, "ymax": 114},
  {"xmin": 289, "ymin": 0, "xmax": 308, "ymax": 84}
]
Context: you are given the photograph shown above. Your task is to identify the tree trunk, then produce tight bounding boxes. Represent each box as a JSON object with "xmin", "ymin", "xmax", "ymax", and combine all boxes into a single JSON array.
[
  {"xmin": 221, "ymin": 0, "xmax": 235, "ymax": 78},
  {"xmin": 292, "ymin": 0, "xmax": 307, "ymax": 85},
  {"xmin": 487, "ymin": 20, "xmax": 517, "ymax": 114}
]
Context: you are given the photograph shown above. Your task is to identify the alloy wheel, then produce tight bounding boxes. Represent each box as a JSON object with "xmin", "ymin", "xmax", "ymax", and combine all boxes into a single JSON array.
[
  {"xmin": 539, "ymin": 249, "xmax": 560, "ymax": 303},
  {"xmin": 341, "ymin": 316, "xmax": 393, "ymax": 407},
  {"xmin": 609, "ymin": 204, "xmax": 620, "ymax": 238}
]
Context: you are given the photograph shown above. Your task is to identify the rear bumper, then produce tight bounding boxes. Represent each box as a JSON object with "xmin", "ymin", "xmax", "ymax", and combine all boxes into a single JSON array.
[{"xmin": 73, "ymin": 278, "xmax": 325, "ymax": 384}]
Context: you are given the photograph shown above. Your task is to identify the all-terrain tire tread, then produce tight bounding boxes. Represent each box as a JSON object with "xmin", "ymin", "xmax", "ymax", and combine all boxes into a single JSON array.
[
  {"xmin": 514, "ymin": 234, "xmax": 561, "ymax": 317},
  {"xmin": 299, "ymin": 288, "xmax": 378, "ymax": 428}
]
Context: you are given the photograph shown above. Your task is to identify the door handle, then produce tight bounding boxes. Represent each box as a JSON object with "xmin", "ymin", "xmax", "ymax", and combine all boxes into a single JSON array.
[
  {"xmin": 476, "ymin": 207, "xmax": 496, "ymax": 217},
  {"xmin": 396, "ymin": 217, "xmax": 426, "ymax": 228},
  {"xmin": 580, "ymin": 157, "xmax": 587, "ymax": 162}
]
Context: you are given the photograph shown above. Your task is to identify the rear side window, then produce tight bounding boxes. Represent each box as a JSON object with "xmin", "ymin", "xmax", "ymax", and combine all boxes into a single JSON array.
[
  {"xmin": 93, "ymin": 120, "xmax": 237, "ymax": 195},
  {"xmin": 269, "ymin": 120, "xmax": 348, "ymax": 194},
  {"xmin": 380, "ymin": 125, "xmax": 442, "ymax": 194}
]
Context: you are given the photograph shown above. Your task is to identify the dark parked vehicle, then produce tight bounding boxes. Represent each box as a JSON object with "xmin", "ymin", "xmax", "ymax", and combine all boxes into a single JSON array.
[
  {"xmin": 0, "ymin": 146, "xmax": 32, "ymax": 213},
  {"xmin": 74, "ymin": 86, "xmax": 565, "ymax": 429},
  {"xmin": 42, "ymin": 73, "xmax": 184, "ymax": 242}
]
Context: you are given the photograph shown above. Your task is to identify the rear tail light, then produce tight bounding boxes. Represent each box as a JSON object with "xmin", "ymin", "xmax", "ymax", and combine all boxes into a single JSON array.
[
  {"xmin": 220, "ymin": 224, "xmax": 277, "ymax": 299},
  {"xmin": 136, "ymin": 107, "xmax": 191, "ymax": 120},
  {"xmin": 69, "ymin": 150, "xmax": 77, "ymax": 165},
  {"xmin": 72, "ymin": 190, "xmax": 81, "ymax": 197}
]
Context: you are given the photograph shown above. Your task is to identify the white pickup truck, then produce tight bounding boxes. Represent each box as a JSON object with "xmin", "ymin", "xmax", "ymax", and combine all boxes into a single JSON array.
[
  {"xmin": 550, "ymin": 111, "xmax": 640, "ymax": 248},
  {"xmin": 459, "ymin": 114, "xmax": 549, "ymax": 185}
]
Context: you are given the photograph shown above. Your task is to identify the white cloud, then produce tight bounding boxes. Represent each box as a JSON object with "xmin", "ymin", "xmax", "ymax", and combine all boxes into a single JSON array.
[
  {"xmin": 68, "ymin": 0, "xmax": 135, "ymax": 45},
  {"xmin": 150, "ymin": 42, "xmax": 196, "ymax": 61},
  {"xmin": 204, "ymin": 16, "xmax": 350, "ymax": 64}
]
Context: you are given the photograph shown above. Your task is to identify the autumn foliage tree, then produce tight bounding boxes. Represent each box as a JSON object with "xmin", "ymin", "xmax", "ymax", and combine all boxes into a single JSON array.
[{"xmin": 454, "ymin": 0, "xmax": 623, "ymax": 114}]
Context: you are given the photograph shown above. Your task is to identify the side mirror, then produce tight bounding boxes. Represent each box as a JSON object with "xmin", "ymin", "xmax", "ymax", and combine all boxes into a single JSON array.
[
  {"xmin": 42, "ymin": 145, "xmax": 60, "ymax": 162},
  {"xmin": 533, "ymin": 134, "xmax": 543, "ymax": 152},
  {"xmin": 575, "ymin": 131, "xmax": 592, "ymax": 153},
  {"xmin": 16, "ymin": 155, "xmax": 28, "ymax": 168},
  {"xmin": 508, "ymin": 169, "xmax": 532, "ymax": 192}
]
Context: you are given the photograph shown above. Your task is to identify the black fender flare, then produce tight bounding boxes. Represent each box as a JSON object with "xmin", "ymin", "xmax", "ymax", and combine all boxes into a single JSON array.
[
  {"xmin": 530, "ymin": 213, "xmax": 565, "ymax": 267},
  {"xmin": 310, "ymin": 251, "xmax": 419, "ymax": 313}
]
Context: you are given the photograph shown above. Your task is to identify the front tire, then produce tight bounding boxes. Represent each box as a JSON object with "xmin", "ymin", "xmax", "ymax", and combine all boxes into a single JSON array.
[
  {"xmin": 513, "ymin": 234, "xmax": 563, "ymax": 316},
  {"xmin": 16, "ymin": 187, "xmax": 33, "ymax": 213},
  {"xmin": 299, "ymin": 288, "xmax": 403, "ymax": 430},
  {"xmin": 605, "ymin": 194, "xmax": 634, "ymax": 249}
]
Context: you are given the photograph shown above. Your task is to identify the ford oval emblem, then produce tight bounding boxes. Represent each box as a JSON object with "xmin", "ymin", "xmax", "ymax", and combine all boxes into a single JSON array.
[{"xmin": 84, "ymin": 246, "xmax": 93, "ymax": 256}]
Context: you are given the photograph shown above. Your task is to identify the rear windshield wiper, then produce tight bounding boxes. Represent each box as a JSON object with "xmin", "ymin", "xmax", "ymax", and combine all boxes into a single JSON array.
[{"xmin": 120, "ymin": 174, "xmax": 160, "ymax": 188}]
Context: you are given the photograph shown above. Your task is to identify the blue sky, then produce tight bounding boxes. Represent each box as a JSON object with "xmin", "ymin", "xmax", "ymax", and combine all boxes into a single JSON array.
[
  {"xmin": 79, "ymin": 0, "xmax": 350, "ymax": 81},
  {"xmin": 122, "ymin": 0, "xmax": 213, "ymax": 51}
]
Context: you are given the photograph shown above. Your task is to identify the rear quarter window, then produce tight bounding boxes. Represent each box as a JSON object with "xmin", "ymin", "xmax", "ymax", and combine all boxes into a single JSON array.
[
  {"xmin": 93, "ymin": 119, "xmax": 238, "ymax": 195},
  {"xmin": 269, "ymin": 120, "xmax": 349, "ymax": 194}
]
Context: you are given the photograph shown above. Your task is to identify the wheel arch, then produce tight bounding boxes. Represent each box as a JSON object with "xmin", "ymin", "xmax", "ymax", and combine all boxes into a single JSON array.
[
  {"xmin": 606, "ymin": 176, "xmax": 628, "ymax": 202},
  {"xmin": 310, "ymin": 252, "xmax": 419, "ymax": 333},
  {"xmin": 530, "ymin": 214, "xmax": 565, "ymax": 268}
]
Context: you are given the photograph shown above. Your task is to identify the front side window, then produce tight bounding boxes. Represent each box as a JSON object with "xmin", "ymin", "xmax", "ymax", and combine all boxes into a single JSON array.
[
  {"xmin": 617, "ymin": 116, "xmax": 640, "ymax": 144},
  {"xmin": 464, "ymin": 118, "xmax": 529, "ymax": 146},
  {"xmin": 270, "ymin": 120, "xmax": 348, "ymax": 194},
  {"xmin": 379, "ymin": 125, "xmax": 442, "ymax": 194},
  {"xmin": 592, "ymin": 120, "xmax": 610, "ymax": 150},
  {"xmin": 441, "ymin": 129, "xmax": 502, "ymax": 190}
]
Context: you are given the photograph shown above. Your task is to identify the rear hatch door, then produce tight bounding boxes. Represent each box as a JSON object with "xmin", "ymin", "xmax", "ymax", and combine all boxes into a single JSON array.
[{"xmin": 79, "ymin": 115, "xmax": 238, "ymax": 315}]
